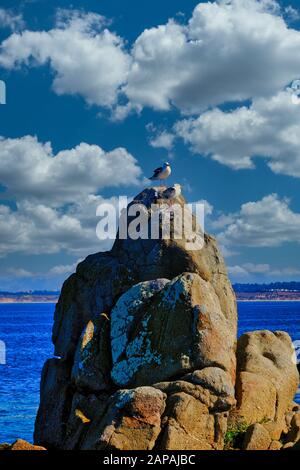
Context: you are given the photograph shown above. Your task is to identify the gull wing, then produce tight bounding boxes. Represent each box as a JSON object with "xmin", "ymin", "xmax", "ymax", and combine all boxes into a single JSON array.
[
  {"xmin": 149, "ymin": 166, "xmax": 163, "ymax": 179},
  {"xmin": 152, "ymin": 166, "xmax": 163, "ymax": 177}
]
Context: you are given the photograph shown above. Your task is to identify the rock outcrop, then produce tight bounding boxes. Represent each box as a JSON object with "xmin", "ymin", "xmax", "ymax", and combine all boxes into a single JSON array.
[
  {"xmin": 0, "ymin": 439, "xmax": 46, "ymax": 451},
  {"xmin": 243, "ymin": 424, "xmax": 272, "ymax": 451},
  {"xmin": 231, "ymin": 331, "xmax": 299, "ymax": 440},
  {"xmin": 33, "ymin": 187, "xmax": 299, "ymax": 450}
]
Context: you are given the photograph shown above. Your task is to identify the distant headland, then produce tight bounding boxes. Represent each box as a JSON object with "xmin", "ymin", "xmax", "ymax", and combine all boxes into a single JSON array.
[
  {"xmin": 1, "ymin": 282, "xmax": 300, "ymax": 303},
  {"xmin": 0, "ymin": 290, "xmax": 60, "ymax": 303}
]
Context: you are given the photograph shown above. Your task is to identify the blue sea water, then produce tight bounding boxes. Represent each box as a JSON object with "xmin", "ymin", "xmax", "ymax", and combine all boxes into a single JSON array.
[{"xmin": 0, "ymin": 301, "xmax": 299, "ymax": 444}]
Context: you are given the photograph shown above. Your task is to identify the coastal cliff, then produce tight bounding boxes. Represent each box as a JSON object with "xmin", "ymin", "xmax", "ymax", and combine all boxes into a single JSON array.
[{"xmin": 31, "ymin": 187, "xmax": 300, "ymax": 450}]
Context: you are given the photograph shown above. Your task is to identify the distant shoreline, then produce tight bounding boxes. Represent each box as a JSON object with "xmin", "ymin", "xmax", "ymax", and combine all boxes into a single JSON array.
[
  {"xmin": 0, "ymin": 298, "xmax": 59, "ymax": 304},
  {"xmin": 1, "ymin": 299, "xmax": 300, "ymax": 304},
  {"xmin": 0, "ymin": 300, "xmax": 58, "ymax": 304},
  {"xmin": 237, "ymin": 299, "xmax": 300, "ymax": 302}
]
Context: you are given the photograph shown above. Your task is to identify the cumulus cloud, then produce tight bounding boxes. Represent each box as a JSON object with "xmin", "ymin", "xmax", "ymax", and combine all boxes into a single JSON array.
[
  {"xmin": 0, "ymin": 201, "xmax": 86, "ymax": 256},
  {"xmin": 2, "ymin": 1, "xmax": 300, "ymax": 116},
  {"xmin": 149, "ymin": 131, "xmax": 175, "ymax": 150},
  {"xmin": 48, "ymin": 260, "xmax": 82, "ymax": 276},
  {"xmin": 228, "ymin": 263, "xmax": 269, "ymax": 277},
  {"xmin": 0, "ymin": 195, "xmax": 117, "ymax": 257},
  {"xmin": 228, "ymin": 263, "xmax": 300, "ymax": 279},
  {"xmin": 174, "ymin": 90, "xmax": 300, "ymax": 176},
  {"xmin": 0, "ymin": 8, "xmax": 24, "ymax": 31},
  {"xmin": 7, "ymin": 267, "xmax": 34, "ymax": 278},
  {"xmin": 0, "ymin": 9, "xmax": 130, "ymax": 108},
  {"xmin": 0, "ymin": 134, "xmax": 141, "ymax": 257},
  {"xmin": 0, "ymin": 135, "xmax": 142, "ymax": 204},
  {"xmin": 125, "ymin": 0, "xmax": 300, "ymax": 114},
  {"xmin": 0, "ymin": 259, "xmax": 83, "ymax": 290},
  {"xmin": 192, "ymin": 199, "xmax": 214, "ymax": 216},
  {"xmin": 218, "ymin": 193, "xmax": 300, "ymax": 247}
]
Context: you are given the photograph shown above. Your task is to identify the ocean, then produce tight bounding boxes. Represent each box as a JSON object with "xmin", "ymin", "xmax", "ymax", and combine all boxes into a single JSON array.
[{"xmin": 0, "ymin": 301, "xmax": 299, "ymax": 444}]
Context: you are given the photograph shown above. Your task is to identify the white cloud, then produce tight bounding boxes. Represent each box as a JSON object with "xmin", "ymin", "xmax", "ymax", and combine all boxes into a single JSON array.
[
  {"xmin": 0, "ymin": 9, "xmax": 131, "ymax": 108},
  {"xmin": 209, "ymin": 214, "xmax": 235, "ymax": 230},
  {"xmin": 218, "ymin": 193, "xmax": 300, "ymax": 247},
  {"xmin": 228, "ymin": 265, "xmax": 250, "ymax": 277},
  {"xmin": 149, "ymin": 131, "xmax": 175, "ymax": 150},
  {"xmin": 0, "ymin": 8, "xmax": 24, "ymax": 31},
  {"xmin": 48, "ymin": 260, "xmax": 82, "ymax": 276},
  {"xmin": 0, "ymin": 201, "xmax": 85, "ymax": 256},
  {"xmin": 192, "ymin": 199, "xmax": 214, "ymax": 216},
  {"xmin": 174, "ymin": 90, "xmax": 300, "ymax": 177},
  {"xmin": 7, "ymin": 267, "xmax": 34, "ymax": 278},
  {"xmin": 242, "ymin": 262, "xmax": 270, "ymax": 274},
  {"xmin": 0, "ymin": 195, "xmax": 117, "ymax": 257},
  {"xmin": 125, "ymin": 0, "xmax": 300, "ymax": 114},
  {"xmin": 228, "ymin": 262, "xmax": 300, "ymax": 279},
  {"xmin": 0, "ymin": 260, "xmax": 83, "ymax": 290},
  {"xmin": 2, "ymin": 1, "xmax": 300, "ymax": 117},
  {"xmin": 0, "ymin": 135, "xmax": 142, "ymax": 205},
  {"xmin": 269, "ymin": 266, "xmax": 300, "ymax": 276},
  {"xmin": 0, "ymin": 134, "xmax": 141, "ymax": 257}
]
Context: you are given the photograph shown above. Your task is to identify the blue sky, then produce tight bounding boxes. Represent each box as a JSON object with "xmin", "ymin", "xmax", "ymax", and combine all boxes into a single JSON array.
[{"xmin": 1, "ymin": 0, "xmax": 300, "ymax": 290}]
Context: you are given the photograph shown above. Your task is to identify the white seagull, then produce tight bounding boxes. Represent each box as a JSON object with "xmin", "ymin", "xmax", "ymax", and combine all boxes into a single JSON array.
[
  {"xmin": 149, "ymin": 162, "xmax": 171, "ymax": 185},
  {"xmin": 162, "ymin": 184, "xmax": 181, "ymax": 201}
]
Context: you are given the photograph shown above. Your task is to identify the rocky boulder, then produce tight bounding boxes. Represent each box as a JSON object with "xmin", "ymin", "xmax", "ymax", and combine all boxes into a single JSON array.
[
  {"xmin": 34, "ymin": 187, "xmax": 299, "ymax": 451},
  {"xmin": 52, "ymin": 187, "xmax": 237, "ymax": 362},
  {"xmin": 81, "ymin": 387, "xmax": 166, "ymax": 450},
  {"xmin": 0, "ymin": 439, "xmax": 46, "ymax": 451},
  {"xmin": 231, "ymin": 330, "xmax": 299, "ymax": 440},
  {"xmin": 110, "ymin": 273, "xmax": 236, "ymax": 388},
  {"xmin": 34, "ymin": 187, "xmax": 237, "ymax": 450},
  {"xmin": 242, "ymin": 423, "xmax": 271, "ymax": 451},
  {"xmin": 10, "ymin": 439, "xmax": 46, "ymax": 451}
]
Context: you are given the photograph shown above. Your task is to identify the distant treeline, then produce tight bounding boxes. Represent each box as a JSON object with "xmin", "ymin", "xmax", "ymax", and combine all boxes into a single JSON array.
[
  {"xmin": 0, "ymin": 290, "xmax": 60, "ymax": 296},
  {"xmin": 233, "ymin": 282, "xmax": 300, "ymax": 293},
  {"xmin": 1, "ymin": 283, "xmax": 300, "ymax": 296}
]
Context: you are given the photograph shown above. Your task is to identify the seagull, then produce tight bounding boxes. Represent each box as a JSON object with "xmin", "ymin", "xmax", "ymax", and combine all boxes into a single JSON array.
[
  {"xmin": 149, "ymin": 162, "xmax": 171, "ymax": 186},
  {"xmin": 162, "ymin": 184, "xmax": 181, "ymax": 201}
]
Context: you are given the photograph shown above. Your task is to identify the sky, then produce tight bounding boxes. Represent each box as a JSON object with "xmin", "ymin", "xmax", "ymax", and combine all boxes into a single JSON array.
[{"xmin": 1, "ymin": 0, "xmax": 300, "ymax": 290}]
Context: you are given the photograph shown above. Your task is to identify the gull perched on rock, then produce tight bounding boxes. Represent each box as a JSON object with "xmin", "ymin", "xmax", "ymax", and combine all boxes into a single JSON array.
[
  {"xmin": 149, "ymin": 162, "xmax": 171, "ymax": 185},
  {"xmin": 162, "ymin": 184, "xmax": 181, "ymax": 201}
]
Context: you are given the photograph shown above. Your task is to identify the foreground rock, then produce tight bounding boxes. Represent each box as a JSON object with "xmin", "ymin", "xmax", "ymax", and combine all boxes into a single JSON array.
[
  {"xmin": 230, "ymin": 331, "xmax": 299, "ymax": 441},
  {"xmin": 33, "ymin": 187, "xmax": 299, "ymax": 450},
  {"xmin": 242, "ymin": 424, "xmax": 271, "ymax": 450},
  {"xmin": 0, "ymin": 439, "xmax": 46, "ymax": 451},
  {"xmin": 81, "ymin": 387, "xmax": 166, "ymax": 450}
]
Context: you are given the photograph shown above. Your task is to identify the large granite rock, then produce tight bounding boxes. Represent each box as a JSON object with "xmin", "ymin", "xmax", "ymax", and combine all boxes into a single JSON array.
[
  {"xmin": 81, "ymin": 387, "xmax": 166, "ymax": 450},
  {"xmin": 34, "ymin": 358, "xmax": 72, "ymax": 448},
  {"xmin": 71, "ymin": 313, "xmax": 112, "ymax": 393},
  {"xmin": 52, "ymin": 187, "xmax": 237, "ymax": 361},
  {"xmin": 10, "ymin": 439, "xmax": 46, "ymax": 451},
  {"xmin": 34, "ymin": 187, "xmax": 299, "ymax": 450},
  {"xmin": 111, "ymin": 273, "xmax": 236, "ymax": 388},
  {"xmin": 242, "ymin": 423, "xmax": 271, "ymax": 451},
  {"xmin": 231, "ymin": 330, "xmax": 299, "ymax": 440},
  {"xmin": 154, "ymin": 367, "xmax": 235, "ymax": 450}
]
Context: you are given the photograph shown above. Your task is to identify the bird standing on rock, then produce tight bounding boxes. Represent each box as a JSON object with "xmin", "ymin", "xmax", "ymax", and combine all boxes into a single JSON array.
[
  {"xmin": 161, "ymin": 184, "xmax": 182, "ymax": 210},
  {"xmin": 149, "ymin": 162, "xmax": 171, "ymax": 186},
  {"xmin": 162, "ymin": 184, "xmax": 181, "ymax": 201}
]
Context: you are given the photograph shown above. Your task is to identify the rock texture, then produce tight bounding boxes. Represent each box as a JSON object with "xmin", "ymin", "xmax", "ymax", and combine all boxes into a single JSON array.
[
  {"xmin": 243, "ymin": 424, "xmax": 272, "ymax": 451},
  {"xmin": 33, "ymin": 187, "xmax": 299, "ymax": 450},
  {"xmin": 6, "ymin": 439, "xmax": 46, "ymax": 451},
  {"xmin": 231, "ymin": 331, "xmax": 299, "ymax": 440}
]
